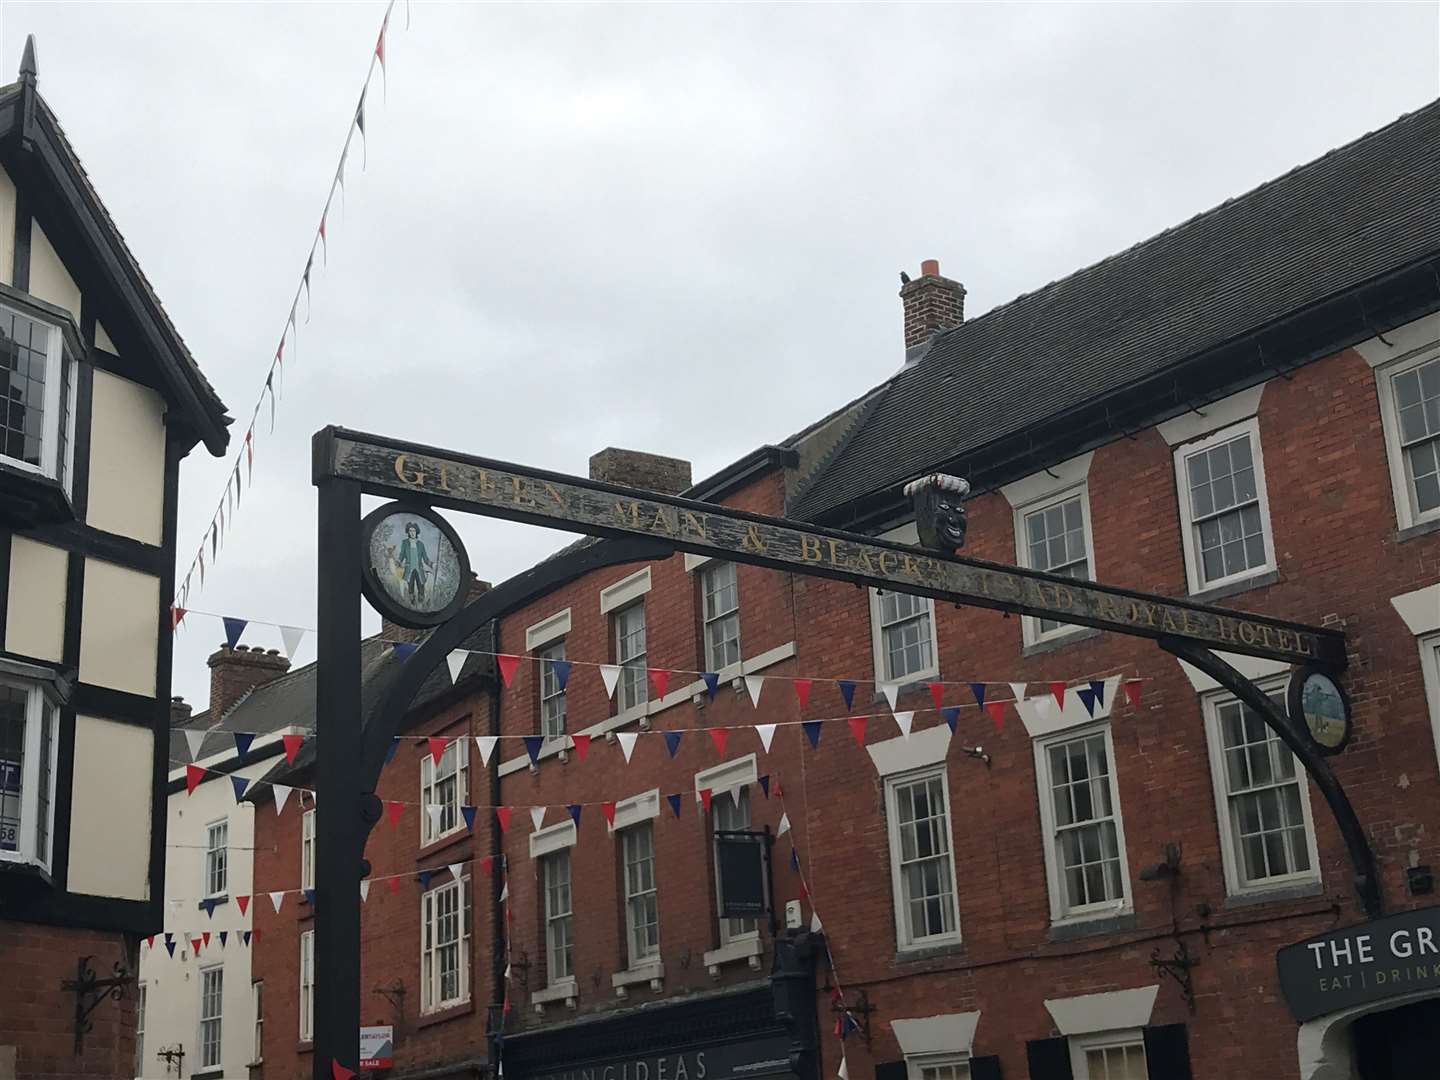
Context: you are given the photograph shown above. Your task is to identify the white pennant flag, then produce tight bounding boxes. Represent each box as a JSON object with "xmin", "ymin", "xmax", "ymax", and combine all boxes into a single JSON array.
[
  {"xmin": 185, "ymin": 729, "xmax": 207, "ymax": 762},
  {"xmin": 360, "ymin": 880, "xmax": 371, "ymax": 902},
  {"xmin": 530, "ymin": 806, "xmax": 546, "ymax": 832},
  {"xmin": 449, "ymin": 862, "xmax": 464, "ymax": 883},
  {"xmin": 504, "ymin": 962, "xmax": 512, "ymax": 980},
  {"xmin": 894, "ymin": 710, "xmax": 914, "ymax": 738},
  {"xmin": 744, "ymin": 675, "xmax": 765, "ymax": 708},
  {"xmin": 446, "ymin": 650, "xmax": 468, "ymax": 684},
  {"xmin": 881, "ymin": 682, "xmax": 899, "ymax": 711},
  {"xmin": 616, "ymin": 731, "xmax": 638, "ymax": 763},
  {"xmin": 279, "ymin": 625, "xmax": 306, "ymax": 659},
  {"xmin": 811, "ymin": 911, "xmax": 823, "ymax": 932},
  {"xmin": 1009, "ymin": 681, "xmax": 1027, "ymax": 704},
  {"xmin": 273, "ymin": 784, "xmax": 292, "ymax": 816},
  {"xmin": 777, "ymin": 812, "xmax": 791, "ymax": 836},
  {"xmin": 269, "ymin": 891, "xmax": 285, "ymax": 914},
  {"xmin": 500, "ymin": 882, "xmax": 509, "ymax": 902},
  {"xmin": 476, "ymin": 736, "xmax": 497, "ymax": 767},
  {"xmin": 838, "ymin": 1056, "xmax": 848, "ymax": 1080},
  {"xmin": 755, "ymin": 723, "xmax": 777, "ymax": 753},
  {"xmin": 427, "ymin": 805, "xmax": 444, "ymax": 835},
  {"xmin": 599, "ymin": 664, "xmax": 622, "ymax": 700}
]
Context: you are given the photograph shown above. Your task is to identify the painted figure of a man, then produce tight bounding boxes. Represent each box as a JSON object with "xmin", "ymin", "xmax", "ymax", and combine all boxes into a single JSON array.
[{"xmin": 391, "ymin": 522, "xmax": 434, "ymax": 604}]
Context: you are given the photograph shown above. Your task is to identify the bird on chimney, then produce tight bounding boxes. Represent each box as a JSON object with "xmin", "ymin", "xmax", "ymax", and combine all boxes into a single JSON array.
[{"xmin": 899, "ymin": 271, "xmax": 911, "ymax": 285}]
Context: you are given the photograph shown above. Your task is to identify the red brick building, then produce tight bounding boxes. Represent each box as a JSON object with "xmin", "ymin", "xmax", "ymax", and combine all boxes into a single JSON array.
[{"xmin": 245, "ymin": 101, "xmax": 1440, "ymax": 1080}]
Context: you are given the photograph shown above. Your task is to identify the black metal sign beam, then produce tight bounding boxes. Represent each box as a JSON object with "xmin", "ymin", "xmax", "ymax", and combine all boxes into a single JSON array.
[{"xmin": 316, "ymin": 427, "xmax": 1345, "ymax": 668}]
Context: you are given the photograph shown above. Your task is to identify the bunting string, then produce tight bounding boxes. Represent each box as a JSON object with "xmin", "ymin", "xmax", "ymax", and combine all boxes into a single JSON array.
[{"xmin": 173, "ymin": 1, "xmax": 401, "ymax": 608}]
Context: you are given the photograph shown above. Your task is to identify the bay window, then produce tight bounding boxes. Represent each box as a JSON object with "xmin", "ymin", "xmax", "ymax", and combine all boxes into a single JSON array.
[
  {"xmin": 0, "ymin": 679, "xmax": 60, "ymax": 871},
  {"xmin": 0, "ymin": 301, "xmax": 77, "ymax": 489}
]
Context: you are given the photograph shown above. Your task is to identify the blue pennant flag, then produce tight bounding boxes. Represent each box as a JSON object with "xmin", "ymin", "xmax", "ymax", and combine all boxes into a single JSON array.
[
  {"xmin": 1090, "ymin": 680, "xmax": 1106, "ymax": 707},
  {"xmin": 567, "ymin": 804, "xmax": 582, "ymax": 825},
  {"xmin": 222, "ymin": 616, "xmax": 248, "ymax": 649},
  {"xmin": 838, "ymin": 680, "xmax": 856, "ymax": 710},
  {"xmin": 165, "ymin": 939, "xmax": 176, "ymax": 958},
  {"xmin": 392, "ymin": 642, "xmax": 418, "ymax": 662},
  {"xmin": 201, "ymin": 898, "xmax": 217, "ymax": 918},
  {"xmin": 802, "ymin": 720, "xmax": 823, "ymax": 749},
  {"xmin": 303, "ymin": 888, "xmax": 317, "ymax": 906},
  {"xmin": 242, "ymin": 931, "xmax": 252, "ymax": 947},
  {"xmin": 701, "ymin": 672, "xmax": 720, "ymax": 699},
  {"xmin": 523, "ymin": 736, "xmax": 543, "ymax": 766},
  {"xmin": 384, "ymin": 738, "xmax": 400, "ymax": 765},
  {"xmin": 231, "ymin": 775, "xmax": 249, "ymax": 802},
  {"xmin": 1077, "ymin": 686, "xmax": 1098, "ymax": 717},
  {"xmin": 842, "ymin": 1015, "xmax": 859, "ymax": 1038},
  {"xmin": 416, "ymin": 870, "xmax": 433, "ymax": 888},
  {"xmin": 233, "ymin": 732, "xmax": 255, "ymax": 760},
  {"xmin": 663, "ymin": 731, "xmax": 682, "ymax": 758},
  {"xmin": 218, "ymin": 931, "xmax": 229, "ymax": 948},
  {"xmin": 164, "ymin": 932, "xmax": 173, "ymax": 946},
  {"xmin": 461, "ymin": 805, "xmax": 477, "ymax": 832},
  {"xmin": 552, "ymin": 659, "xmax": 573, "ymax": 691},
  {"xmin": 942, "ymin": 707, "xmax": 961, "ymax": 734},
  {"xmin": 758, "ymin": 775, "xmax": 771, "ymax": 798},
  {"xmin": 666, "ymin": 793, "xmax": 682, "ymax": 818},
  {"xmin": 970, "ymin": 682, "xmax": 987, "ymax": 708},
  {"xmin": 790, "ymin": 847, "xmax": 800, "ymax": 873}
]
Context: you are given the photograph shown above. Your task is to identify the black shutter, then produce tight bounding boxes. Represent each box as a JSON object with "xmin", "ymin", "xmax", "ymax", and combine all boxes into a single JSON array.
[
  {"xmin": 1025, "ymin": 1038, "xmax": 1074, "ymax": 1080},
  {"xmin": 875, "ymin": 1061, "xmax": 908, "ymax": 1080},
  {"xmin": 1143, "ymin": 1024, "xmax": 1192, "ymax": 1080},
  {"xmin": 968, "ymin": 1056, "xmax": 1002, "ymax": 1080}
]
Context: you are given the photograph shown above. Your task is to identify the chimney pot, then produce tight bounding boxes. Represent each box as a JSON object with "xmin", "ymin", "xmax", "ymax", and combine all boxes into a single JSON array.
[
  {"xmin": 207, "ymin": 643, "xmax": 291, "ymax": 718},
  {"xmin": 920, "ymin": 258, "xmax": 940, "ymax": 277},
  {"xmin": 900, "ymin": 259, "xmax": 966, "ymax": 361},
  {"xmin": 170, "ymin": 695, "xmax": 193, "ymax": 727}
]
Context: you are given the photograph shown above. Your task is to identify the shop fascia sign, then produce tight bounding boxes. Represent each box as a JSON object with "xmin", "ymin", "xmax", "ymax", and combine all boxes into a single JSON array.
[{"xmin": 1277, "ymin": 906, "xmax": 1440, "ymax": 1022}]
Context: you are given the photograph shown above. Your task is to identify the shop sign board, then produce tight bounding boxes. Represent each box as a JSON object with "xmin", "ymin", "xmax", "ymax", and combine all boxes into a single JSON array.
[
  {"xmin": 1277, "ymin": 906, "xmax": 1440, "ymax": 1021},
  {"xmin": 360, "ymin": 1026, "xmax": 394, "ymax": 1069},
  {"xmin": 527, "ymin": 1033, "xmax": 794, "ymax": 1080}
]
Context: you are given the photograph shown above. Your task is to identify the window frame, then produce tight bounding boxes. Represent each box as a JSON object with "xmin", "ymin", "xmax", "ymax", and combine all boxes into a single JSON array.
[
  {"xmin": 1033, "ymin": 723, "xmax": 1133, "ymax": 924},
  {"xmin": 1068, "ymin": 1029, "xmax": 1148, "ymax": 1079},
  {"xmin": 204, "ymin": 818, "xmax": 228, "ymax": 898},
  {"xmin": 613, "ymin": 600, "xmax": 648, "ymax": 713},
  {"xmin": 0, "ymin": 677, "xmax": 61, "ymax": 872},
  {"xmin": 300, "ymin": 807, "xmax": 316, "ymax": 891},
  {"xmin": 1013, "ymin": 483, "xmax": 1097, "ymax": 646},
  {"xmin": 419, "ymin": 875, "xmax": 471, "ymax": 1014},
  {"xmin": 711, "ymin": 785, "xmax": 759, "ymax": 947},
  {"xmin": 135, "ymin": 981, "xmax": 147, "ymax": 1077},
  {"xmin": 198, "ymin": 963, "xmax": 224, "ymax": 1071},
  {"xmin": 0, "ymin": 301, "xmax": 74, "ymax": 484},
  {"xmin": 904, "ymin": 1053, "xmax": 972, "ymax": 1080},
  {"xmin": 538, "ymin": 638, "xmax": 568, "ymax": 740},
  {"xmin": 701, "ymin": 561, "xmax": 742, "ymax": 673},
  {"xmin": 543, "ymin": 848, "xmax": 575, "ymax": 986},
  {"xmin": 1172, "ymin": 416, "xmax": 1276, "ymax": 595},
  {"xmin": 1202, "ymin": 678, "xmax": 1322, "ymax": 897},
  {"xmin": 1374, "ymin": 342, "xmax": 1440, "ymax": 531},
  {"xmin": 1423, "ymin": 631, "xmax": 1440, "ymax": 775},
  {"xmin": 251, "ymin": 979, "xmax": 264, "ymax": 1067},
  {"xmin": 299, "ymin": 930, "xmax": 315, "ymax": 1042},
  {"xmin": 869, "ymin": 587, "xmax": 940, "ymax": 685},
  {"xmin": 419, "ymin": 738, "xmax": 468, "ymax": 845},
  {"xmin": 621, "ymin": 820, "xmax": 659, "ymax": 967},
  {"xmin": 883, "ymin": 764, "xmax": 962, "ymax": 951}
]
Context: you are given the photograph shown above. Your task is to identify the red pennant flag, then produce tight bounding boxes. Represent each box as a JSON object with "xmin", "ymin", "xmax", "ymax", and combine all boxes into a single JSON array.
[
  {"xmin": 1049, "ymin": 681, "xmax": 1067, "ymax": 708},
  {"xmin": 235, "ymin": 895, "xmax": 250, "ymax": 917},
  {"xmin": 601, "ymin": 801, "xmax": 617, "ymax": 827},
  {"xmin": 191, "ymin": 936, "xmax": 203, "ymax": 954},
  {"xmin": 170, "ymin": 605, "xmax": 187, "ymax": 631},
  {"xmin": 986, "ymin": 701, "xmax": 1007, "ymax": 731},
  {"xmin": 202, "ymin": 932, "xmax": 211, "ymax": 948},
  {"xmin": 496, "ymin": 654, "xmax": 521, "ymax": 687},
  {"xmin": 699, "ymin": 787, "xmax": 713, "ymax": 812},
  {"xmin": 708, "ymin": 728, "xmax": 730, "ymax": 756},
  {"xmin": 282, "ymin": 734, "xmax": 304, "ymax": 764},
  {"xmin": 428, "ymin": 736, "xmax": 447, "ymax": 764},
  {"xmin": 571, "ymin": 734, "xmax": 591, "ymax": 763},
  {"xmin": 333, "ymin": 1062, "xmax": 357, "ymax": 1080},
  {"xmin": 375, "ymin": 23, "xmax": 387, "ymax": 67},
  {"xmin": 186, "ymin": 764, "xmax": 204, "ymax": 795},
  {"xmin": 496, "ymin": 806, "xmax": 513, "ymax": 833},
  {"xmin": 385, "ymin": 801, "xmax": 404, "ymax": 828},
  {"xmin": 928, "ymin": 682, "xmax": 945, "ymax": 712},
  {"xmin": 775, "ymin": 780, "xmax": 784, "ymax": 798},
  {"xmin": 649, "ymin": 668, "xmax": 671, "ymax": 698},
  {"xmin": 252, "ymin": 929, "xmax": 262, "ymax": 943},
  {"xmin": 386, "ymin": 877, "xmax": 401, "ymax": 895},
  {"xmin": 502, "ymin": 995, "xmax": 512, "ymax": 1015},
  {"xmin": 848, "ymin": 717, "xmax": 867, "ymax": 748},
  {"xmin": 799, "ymin": 879, "xmax": 809, "ymax": 901},
  {"xmin": 479, "ymin": 856, "xmax": 494, "ymax": 876},
  {"xmin": 793, "ymin": 679, "xmax": 812, "ymax": 708},
  {"xmin": 1123, "ymin": 679, "xmax": 1143, "ymax": 708},
  {"xmin": 146, "ymin": 935, "xmax": 155, "ymax": 949}
]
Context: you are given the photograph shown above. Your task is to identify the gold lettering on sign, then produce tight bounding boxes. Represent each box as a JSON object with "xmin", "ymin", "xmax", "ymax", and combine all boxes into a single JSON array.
[
  {"xmin": 1297, "ymin": 633, "xmax": 1314, "ymax": 657},
  {"xmin": 1216, "ymin": 616, "xmax": 1238, "ymax": 644},
  {"xmin": 1161, "ymin": 608, "xmax": 1180, "ymax": 633},
  {"xmin": 742, "ymin": 525, "xmax": 767, "ymax": 554},
  {"xmin": 878, "ymin": 551, "xmax": 896, "ymax": 576},
  {"xmin": 435, "ymin": 463, "xmax": 453, "ymax": 492},
  {"xmin": 650, "ymin": 507, "xmax": 676, "ymax": 534},
  {"xmin": 800, "ymin": 536, "xmax": 823, "ymax": 562},
  {"xmin": 681, "ymin": 512, "xmax": 707, "ymax": 538},
  {"xmin": 1238, "ymin": 621, "xmax": 1259, "ymax": 645},
  {"xmin": 544, "ymin": 482, "xmax": 567, "ymax": 510},
  {"xmin": 855, "ymin": 549, "xmax": 875, "ymax": 574},
  {"xmin": 1183, "ymin": 609, "xmax": 1204, "ymax": 635},
  {"xmin": 612, "ymin": 500, "xmax": 642, "ymax": 527},
  {"xmin": 394, "ymin": 454, "xmax": 426, "ymax": 486},
  {"xmin": 1277, "ymin": 629, "xmax": 1294, "ymax": 652},
  {"xmin": 508, "ymin": 476, "xmax": 537, "ymax": 507},
  {"xmin": 476, "ymin": 469, "xmax": 497, "ymax": 496}
]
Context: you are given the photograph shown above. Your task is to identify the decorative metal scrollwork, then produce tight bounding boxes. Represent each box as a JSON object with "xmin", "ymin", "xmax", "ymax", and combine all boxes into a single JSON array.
[{"xmin": 60, "ymin": 955, "xmax": 133, "ymax": 1054}]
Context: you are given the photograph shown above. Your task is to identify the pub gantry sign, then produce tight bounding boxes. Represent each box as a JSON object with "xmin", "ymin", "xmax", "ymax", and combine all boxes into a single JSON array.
[{"xmin": 310, "ymin": 426, "xmax": 1368, "ymax": 1080}]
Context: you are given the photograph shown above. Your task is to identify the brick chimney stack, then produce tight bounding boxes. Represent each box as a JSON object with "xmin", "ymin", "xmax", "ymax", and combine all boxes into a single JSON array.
[
  {"xmin": 589, "ymin": 448, "xmax": 692, "ymax": 494},
  {"xmin": 900, "ymin": 258, "xmax": 966, "ymax": 362},
  {"xmin": 207, "ymin": 645, "xmax": 290, "ymax": 718}
]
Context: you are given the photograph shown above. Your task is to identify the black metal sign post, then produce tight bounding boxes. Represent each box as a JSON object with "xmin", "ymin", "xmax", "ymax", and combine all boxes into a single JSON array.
[{"xmin": 311, "ymin": 426, "xmax": 1375, "ymax": 1078}]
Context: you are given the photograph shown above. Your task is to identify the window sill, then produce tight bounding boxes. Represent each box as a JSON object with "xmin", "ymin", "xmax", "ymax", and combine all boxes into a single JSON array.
[
  {"xmin": 418, "ymin": 828, "xmax": 471, "ymax": 862},
  {"xmin": 1022, "ymin": 627, "xmax": 1102, "ymax": 658},
  {"xmin": 1222, "ymin": 879, "xmax": 1325, "ymax": 910},
  {"xmin": 1046, "ymin": 911, "xmax": 1137, "ymax": 943},
  {"xmin": 704, "ymin": 937, "xmax": 763, "ymax": 976},
  {"xmin": 418, "ymin": 997, "xmax": 473, "ymax": 1028},
  {"xmin": 296, "ymin": 1040, "xmax": 314, "ymax": 1055},
  {"xmin": 893, "ymin": 940, "xmax": 964, "ymax": 965},
  {"xmin": 532, "ymin": 978, "xmax": 578, "ymax": 1012},
  {"xmin": 1396, "ymin": 517, "xmax": 1440, "ymax": 544},
  {"xmin": 869, "ymin": 676, "xmax": 941, "ymax": 705},
  {"xmin": 190, "ymin": 1069, "xmax": 225, "ymax": 1080},
  {"xmin": 613, "ymin": 960, "xmax": 664, "ymax": 997},
  {"xmin": 0, "ymin": 855, "xmax": 55, "ymax": 887},
  {"xmin": 1187, "ymin": 568, "xmax": 1279, "ymax": 605},
  {"xmin": 198, "ymin": 894, "xmax": 229, "ymax": 910}
]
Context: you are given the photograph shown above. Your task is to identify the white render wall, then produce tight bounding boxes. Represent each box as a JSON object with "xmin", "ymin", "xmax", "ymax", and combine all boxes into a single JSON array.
[{"xmin": 136, "ymin": 746, "xmax": 279, "ymax": 1080}]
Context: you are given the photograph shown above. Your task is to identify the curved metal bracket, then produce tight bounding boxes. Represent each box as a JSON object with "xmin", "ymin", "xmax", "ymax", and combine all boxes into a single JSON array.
[{"xmin": 1159, "ymin": 637, "xmax": 1382, "ymax": 919}]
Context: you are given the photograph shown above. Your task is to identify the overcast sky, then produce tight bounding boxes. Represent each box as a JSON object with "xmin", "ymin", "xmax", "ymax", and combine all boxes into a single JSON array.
[{"xmin": 6, "ymin": 2, "xmax": 1435, "ymax": 708}]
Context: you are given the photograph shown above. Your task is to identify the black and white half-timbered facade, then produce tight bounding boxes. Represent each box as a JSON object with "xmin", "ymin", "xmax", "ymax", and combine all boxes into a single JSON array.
[{"xmin": 0, "ymin": 38, "xmax": 229, "ymax": 1080}]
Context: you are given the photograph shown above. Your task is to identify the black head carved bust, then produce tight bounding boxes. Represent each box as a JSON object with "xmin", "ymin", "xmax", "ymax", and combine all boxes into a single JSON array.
[{"xmin": 903, "ymin": 474, "xmax": 971, "ymax": 552}]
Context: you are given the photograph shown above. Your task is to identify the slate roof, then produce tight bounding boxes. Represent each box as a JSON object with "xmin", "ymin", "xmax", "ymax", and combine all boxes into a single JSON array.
[{"xmin": 791, "ymin": 100, "xmax": 1440, "ymax": 522}]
